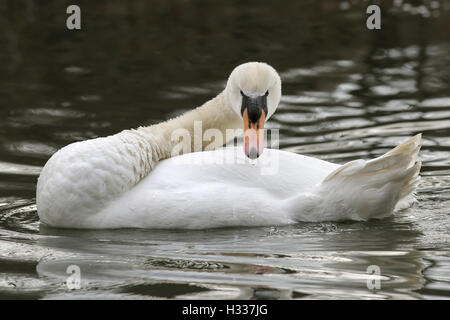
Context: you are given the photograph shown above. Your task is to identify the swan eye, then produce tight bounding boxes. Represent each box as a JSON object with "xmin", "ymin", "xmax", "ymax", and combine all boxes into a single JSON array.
[
  {"xmin": 240, "ymin": 90, "xmax": 244, "ymax": 96},
  {"xmin": 265, "ymin": 90, "xmax": 269, "ymax": 96}
]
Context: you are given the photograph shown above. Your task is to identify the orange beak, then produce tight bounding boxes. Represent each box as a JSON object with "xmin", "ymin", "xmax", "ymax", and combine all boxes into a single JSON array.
[{"xmin": 243, "ymin": 108, "xmax": 265, "ymax": 159}]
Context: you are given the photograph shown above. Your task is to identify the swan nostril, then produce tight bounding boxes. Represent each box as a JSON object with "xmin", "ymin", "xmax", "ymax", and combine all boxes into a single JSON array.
[{"xmin": 248, "ymin": 147, "xmax": 258, "ymax": 160}]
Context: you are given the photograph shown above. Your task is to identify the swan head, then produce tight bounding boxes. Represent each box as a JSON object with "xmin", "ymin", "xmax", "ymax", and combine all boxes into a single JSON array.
[{"xmin": 225, "ymin": 62, "xmax": 281, "ymax": 159}]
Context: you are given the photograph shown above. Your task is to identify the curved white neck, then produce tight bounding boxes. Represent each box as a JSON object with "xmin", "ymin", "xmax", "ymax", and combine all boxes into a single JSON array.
[{"xmin": 130, "ymin": 90, "xmax": 242, "ymax": 161}]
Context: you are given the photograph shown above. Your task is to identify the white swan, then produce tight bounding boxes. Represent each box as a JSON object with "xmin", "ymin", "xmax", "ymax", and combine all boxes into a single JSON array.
[{"xmin": 37, "ymin": 62, "xmax": 421, "ymax": 229}]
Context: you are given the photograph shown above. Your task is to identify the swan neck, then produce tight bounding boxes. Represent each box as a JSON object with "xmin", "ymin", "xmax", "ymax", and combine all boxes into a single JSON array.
[{"xmin": 136, "ymin": 90, "xmax": 241, "ymax": 160}]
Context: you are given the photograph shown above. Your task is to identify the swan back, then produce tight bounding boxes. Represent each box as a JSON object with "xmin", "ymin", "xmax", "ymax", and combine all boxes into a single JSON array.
[{"xmin": 85, "ymin": 148, "xmax": 338, "ymax": 229}]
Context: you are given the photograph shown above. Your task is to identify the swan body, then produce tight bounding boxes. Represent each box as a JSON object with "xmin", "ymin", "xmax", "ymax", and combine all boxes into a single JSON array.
[
  {"xmin": 37, "ymin": 62, "xmax": 421, "ymax": 229},
  {"xmin": 38, "ymin": 135, "xmax": 421, "ymax": 229}
]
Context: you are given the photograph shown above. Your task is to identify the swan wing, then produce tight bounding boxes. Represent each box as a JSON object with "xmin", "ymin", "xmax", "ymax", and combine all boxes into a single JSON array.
[
  {"xmin": 287, "ymin": 134, "xmax": 422, "ymax": 221},
  {"xmin": 88, "ymin": 148, "xmax": 338, "ymax": 229}
]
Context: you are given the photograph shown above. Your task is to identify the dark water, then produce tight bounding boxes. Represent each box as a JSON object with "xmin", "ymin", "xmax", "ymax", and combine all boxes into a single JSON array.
[{"xmin": 0, "ymin": 0, "xmax": 449, "ymax": 299}]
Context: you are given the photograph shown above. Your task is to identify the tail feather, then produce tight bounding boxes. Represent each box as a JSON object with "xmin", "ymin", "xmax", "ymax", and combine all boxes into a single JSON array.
[
  {"xmin": 318, "ymin": 134, "xmax": 422, "ymax": 220},
  {"xmin": 384, "ymin": 133, "xmax": 421, "ymax": 158}
]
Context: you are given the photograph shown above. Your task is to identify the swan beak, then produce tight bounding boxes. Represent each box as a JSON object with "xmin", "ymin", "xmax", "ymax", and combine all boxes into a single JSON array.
[{"xmin": 243, "ymin": 108, "xmax": 265, "ymax": 160}]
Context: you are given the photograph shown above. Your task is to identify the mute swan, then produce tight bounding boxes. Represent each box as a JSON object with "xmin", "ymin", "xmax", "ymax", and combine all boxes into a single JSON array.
[{"xmin": 37, "ymin": 62, "xmax": 421, "ymax": 229}]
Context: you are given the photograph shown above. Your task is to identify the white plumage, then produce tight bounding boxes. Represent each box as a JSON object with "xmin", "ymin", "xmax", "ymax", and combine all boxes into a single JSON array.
[{"xmin": 36, "ymin": 62, "xmax": 421, "ymax": 229}]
